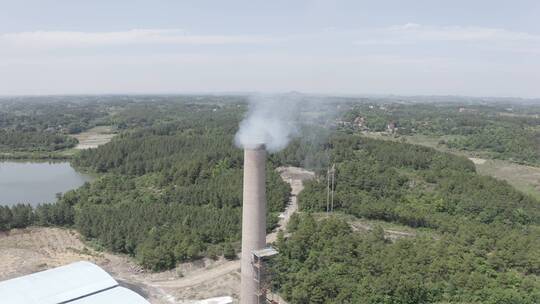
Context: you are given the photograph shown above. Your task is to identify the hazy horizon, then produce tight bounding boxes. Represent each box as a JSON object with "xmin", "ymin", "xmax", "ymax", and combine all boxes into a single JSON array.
[
  {"xmin": 1, "ymin": 92, "xmax": 539, "ymax": 102},
  {"xmin": 1, "ymin": 1, "xmax": 539, "ymax": 98}
]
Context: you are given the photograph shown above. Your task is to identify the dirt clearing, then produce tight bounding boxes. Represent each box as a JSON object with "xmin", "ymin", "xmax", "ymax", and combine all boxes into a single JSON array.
[
  {"xmin": 72, "ymin": 126, "xmax": 116, "ymax": 149},
  {"xmin": 469, "ymin": 157, "xmax": 487, "ymax": 165},
  {"xmin": 0, "ymin": 226, "xmax": 233, "ymax": 303},
  {"xmin": 0, "ymin": 227, "xmax": 172, "ymax": 303}
]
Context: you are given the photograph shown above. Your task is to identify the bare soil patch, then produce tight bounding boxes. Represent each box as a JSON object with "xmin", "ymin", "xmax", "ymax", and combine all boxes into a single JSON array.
[
  {"xmin": 469, "ymin": 157, "xmax": 487, "ymax": 165},
  {"xmin": 72, "ymin": 126, "xmax": 116, "ymax": 149},
  {"xmin": 0, "ymin": 227, "xmax": 172, "ymax": 303},
  {"xmin": 0, "ymin": 227, "xmax": 101, "ymax": 280}
]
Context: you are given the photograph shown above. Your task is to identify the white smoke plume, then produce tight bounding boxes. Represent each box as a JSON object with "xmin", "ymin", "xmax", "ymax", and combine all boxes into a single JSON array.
[{"xmin": 235, "ymin": 93, "xmax": 303, "ymax": 153}]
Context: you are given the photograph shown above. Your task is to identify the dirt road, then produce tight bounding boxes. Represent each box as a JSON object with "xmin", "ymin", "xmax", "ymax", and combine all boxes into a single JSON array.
[{"xmin": 267, "ymin": 167, "xmax": 315, "ymax": 243}]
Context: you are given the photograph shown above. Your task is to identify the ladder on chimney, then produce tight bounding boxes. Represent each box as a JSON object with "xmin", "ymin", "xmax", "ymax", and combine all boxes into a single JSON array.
[{"xmin": 252, "ymin": 247, "xmax": 279, "ymax": 304}]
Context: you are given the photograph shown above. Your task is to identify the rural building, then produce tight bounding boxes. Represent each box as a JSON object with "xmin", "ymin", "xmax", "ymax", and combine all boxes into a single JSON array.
[{"xmin": 387, "ymin": 121, "xmax": 398, "ymax": 134}]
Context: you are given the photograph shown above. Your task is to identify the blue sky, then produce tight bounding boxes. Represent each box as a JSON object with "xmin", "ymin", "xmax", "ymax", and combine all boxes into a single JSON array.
[{"xmin": 1, "ymin": 0, "xmax": 539, "ymax": 97}]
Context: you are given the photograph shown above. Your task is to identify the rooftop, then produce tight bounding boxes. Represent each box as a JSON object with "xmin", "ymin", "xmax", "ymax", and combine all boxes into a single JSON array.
[
  {"xmin": 252, "ymin": 247, "xmax": 278, "ymax": 258},
  {"xmin": 0, "ymin": 261, "xmax": 149, "ymax": 304}
]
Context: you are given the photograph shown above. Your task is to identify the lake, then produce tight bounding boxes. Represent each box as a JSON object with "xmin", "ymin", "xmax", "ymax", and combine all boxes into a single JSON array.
[{"xmin": 0, "ymin": 161, "xmax": 93, "ymax": 207}]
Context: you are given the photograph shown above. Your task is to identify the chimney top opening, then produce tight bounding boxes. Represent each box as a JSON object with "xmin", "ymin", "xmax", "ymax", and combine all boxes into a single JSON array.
[{"xmin": 247, "ymin": 143, "xmax": 266, "ymax": 151}]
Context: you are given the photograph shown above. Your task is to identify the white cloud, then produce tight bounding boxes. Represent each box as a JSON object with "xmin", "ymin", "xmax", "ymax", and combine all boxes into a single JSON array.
[
  {"xmin": 391, "ymin": 24, "xmax": 540, "ymax": 42},
  {"xmin": 399, "ymin": 23, "xmax": 421, "ymax": 30},
  {"xmin": 0, "ymin": 29, "xmax": 276, "ymax": 49},
  {"xmin": 2, "ymin": 25, "xmax": 538, "ymax": 52},
  {"xmin": 354, "ymin": 23, "xmax": 540, "ymax": 48}
]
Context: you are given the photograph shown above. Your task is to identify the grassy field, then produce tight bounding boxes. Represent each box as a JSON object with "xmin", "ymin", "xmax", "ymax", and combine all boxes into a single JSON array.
[{"xmin": 475, "ymin": 159, "xmax": 540, "ymax": 200}]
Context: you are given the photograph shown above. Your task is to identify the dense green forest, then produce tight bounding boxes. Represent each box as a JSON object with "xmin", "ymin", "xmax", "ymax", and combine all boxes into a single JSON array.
[
  {"xmin": 1, "ymin": 96, "xmax": 539, "ymax": 303},
  {"xmin": 68, "ymin": 104, "xmax": 290, "ymax": 270},
  {"xmin": 0, "ymin": 98, "xmax": 109, "ymax": 133},
  {"xmin": 0, "ymin": 97, "xmax": 111, "ymax": 155},
  {"xmin": 297, "ymin": 135, "xmax": 538, "ymax": 227},
  {"xmin": 0, "ymin": 130, "xmax": 78, "ymax": 152},
  {"xmin": 272, "ymin": 215, "xmax": 539, "ymax": 304},
  {"xmin": 271, "ymin": 134, "xmax": 540, "ymax": 303},
  {"xmin": 0, "ymin": 101, "xmax": 290, "ymax": 270}
]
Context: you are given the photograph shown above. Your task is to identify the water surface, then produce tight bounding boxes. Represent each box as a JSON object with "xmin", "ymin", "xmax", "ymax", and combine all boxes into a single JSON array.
[{"xmin": 0, "ymin": 161, "xmax": 92, "ymax": 207}]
